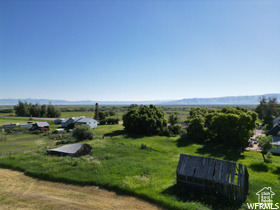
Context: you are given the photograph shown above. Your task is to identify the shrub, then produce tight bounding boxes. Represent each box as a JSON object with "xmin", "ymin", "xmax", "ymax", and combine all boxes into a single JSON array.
[
  {"xmin": 72, "ymin": 124, "xmax": 94, "ymax": 141},
  {"xmin": 99, "ymin": 118, "xmax": 119, "ymax": 125}
]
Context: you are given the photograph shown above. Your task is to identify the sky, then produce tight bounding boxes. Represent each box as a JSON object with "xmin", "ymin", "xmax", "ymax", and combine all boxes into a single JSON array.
[{"xmin": 0, "ymin": 0, "xmax": 279, "ymax": 101}]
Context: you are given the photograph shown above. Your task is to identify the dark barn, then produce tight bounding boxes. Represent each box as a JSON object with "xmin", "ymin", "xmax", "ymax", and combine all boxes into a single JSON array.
[
  {"xmin": 29, "ymin": 122, "xmax": 50, "ymax": 131},
  {"xmin": 176, "ymin": 154, "xmax": 249, "ymax": 202},
  {"xmin": 46, "ymin": 143, "xmax": 92, "ymax": 157}
]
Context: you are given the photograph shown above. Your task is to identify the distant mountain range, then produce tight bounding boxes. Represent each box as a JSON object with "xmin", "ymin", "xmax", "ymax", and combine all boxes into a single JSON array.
[{"xmin": 0, "ymin": 94, "xmax": 279, "ymax": 106}]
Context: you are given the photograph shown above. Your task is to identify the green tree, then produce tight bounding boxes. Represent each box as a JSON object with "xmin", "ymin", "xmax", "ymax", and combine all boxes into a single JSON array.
[
  {"xmin": 47, "ymin": 104, "xmax": 61, "ymax": 117},
  {"xmin": 168, "ymin": 113, "xmax": 181, "ymax": 135},
  {"xmin": 29, "ymin": 103, "xmax": 41, "ymax": 117},
  {"xmin": 72, "ymin": 124, "xmax": 94, "ymax": 141},
  {"xmin": 123, "ymin": 104, "xmax": 167, "ymax": 135},
  {"xmin": 187, "ymin": 115, "xmax": 206, "ymax": 142},
  {"xmin": 40, "ymin": 104, "xmax": 47, "ymax": 117},
  {"xmin": 187, "ymin": 106, "xmax": 258, "ymax": 147},
  {"xmin": 168, "ymin": 113, "xmax": 179, "ymax": 126},
  {"xmin": 255, "ymin": 97, "xmax": 280, "ymax": 126},
  {"xmin": 14, "ymin": 100, "xmax": 29, "ymax": 116},
  {"xmin": 256, "ymin": 135, "xmax": 276, "ymax": 162},
  {"xmin": 94, "ymin": 103, "xmax": 99, "ymax": 120}
]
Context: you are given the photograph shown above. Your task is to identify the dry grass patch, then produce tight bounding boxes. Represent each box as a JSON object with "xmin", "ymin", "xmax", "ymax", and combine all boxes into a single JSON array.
[{"xmin": 0, "ymin": 168, "xmax": 161, "ymax": 210}]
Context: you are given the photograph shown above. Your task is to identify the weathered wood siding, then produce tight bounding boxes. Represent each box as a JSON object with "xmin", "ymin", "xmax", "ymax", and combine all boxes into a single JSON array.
[{"xmin": 176, "ymin": 154, "xmax": 249, "ymax": 202}]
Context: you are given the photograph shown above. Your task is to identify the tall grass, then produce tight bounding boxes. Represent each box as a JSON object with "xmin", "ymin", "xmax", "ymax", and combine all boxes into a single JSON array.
[{"xmin": 0, "ymin": 124, "xmax": 279, "ymax": 209}]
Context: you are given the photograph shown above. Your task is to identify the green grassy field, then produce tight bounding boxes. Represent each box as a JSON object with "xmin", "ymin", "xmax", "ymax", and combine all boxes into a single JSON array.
[{"xmin": 0, "ymin": 122, "xmax": 279, "ymax": 209}]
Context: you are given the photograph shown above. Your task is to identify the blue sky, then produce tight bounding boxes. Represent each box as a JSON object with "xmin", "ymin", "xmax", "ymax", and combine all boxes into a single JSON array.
[{"xmin": 0, "ymin": 0, "xmax": 279, "ymax": 101}]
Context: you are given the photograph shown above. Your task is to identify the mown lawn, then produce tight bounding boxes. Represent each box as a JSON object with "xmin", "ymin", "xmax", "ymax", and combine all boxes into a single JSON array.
[{"xmin": 0, "ymin": 124, "xmax": 279, "ymax": 209}]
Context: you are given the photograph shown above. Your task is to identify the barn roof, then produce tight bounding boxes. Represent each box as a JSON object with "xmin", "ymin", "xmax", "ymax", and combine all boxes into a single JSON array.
[
  {"xmin": 46, "ymin": 143, "xmax": 91, "ymax": 155},
  {"xmin": 177, "ymin": 154, "xmax": 238, "ymax": 184},
  {"xmin": 36, "ymin": 122, "xmax": 49, "ymax": 127}
]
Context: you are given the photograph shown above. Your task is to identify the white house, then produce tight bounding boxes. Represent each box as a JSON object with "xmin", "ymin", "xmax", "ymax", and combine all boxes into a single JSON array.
[
  {"xmin": 269, "ymin": 136, "xmax": 280, "ymax": 154},
  {"xmin": 273, "ymin": 116, "xmax": 280, "ymax": 125},
  {"xmin": 61, "ymin": 117, "xmax": 85, "ymax": 128},
  {"xmin": 76, "ymin": 118, "xmax": 98, "ymax": 129}
]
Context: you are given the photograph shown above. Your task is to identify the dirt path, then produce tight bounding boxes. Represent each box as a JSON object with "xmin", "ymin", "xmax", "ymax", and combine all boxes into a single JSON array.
[{"xmin": 0, "ymin": 168, "xmax": 161, "ymax": 209}]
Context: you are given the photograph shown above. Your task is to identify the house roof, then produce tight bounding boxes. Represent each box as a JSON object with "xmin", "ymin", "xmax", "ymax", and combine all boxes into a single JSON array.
[
  {"xmin": 177, "ymin": 154, "xmax": 238, "ymax": 184},
  {"xmin": 46, "ymin": 143, "xmax": 91, "ymax": 155},
  {"xmin": 76, "ymin": 118, "xmax": 95, "ymax": 123},
  {"xmin": 62, "ymin": 118, "xmax": 70, "ymax": 123},
  {"xmin": 267, "ymin": 124, "xmax": 280, "ymax": 136},
  {"xmin": 36, "ymin": 122, "xmax": 49, "ymax": 127}
]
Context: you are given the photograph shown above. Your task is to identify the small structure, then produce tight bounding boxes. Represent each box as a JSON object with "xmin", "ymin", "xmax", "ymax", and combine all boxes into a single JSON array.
[
  {"xmin": 176, "ymin": 154, "xmax": 249, "ymax": 202},
  {"xmin": 19, "ymin": 124, "xmax": 33, "ymax": 129},
  {"xmin": 3, "ymin": 123, "xmax": 19, "ymax": 128},
  {"xmin": 46, "ymin": 143, "xmax": 92, "ymax": 157},
  {"xmin": 54, "ymin": 118, "xmax": 65, "ymax": 125},
  {"xmin": 61, "ymin": 117, "xmax": 85, "ymax": 128},
  {"xmin": 29, "ymin": 122, "xmax": 50, "ymax": 131},
  {"xmin": 76, "ymin": 118, "xmax": 98, "ymax": 128}
]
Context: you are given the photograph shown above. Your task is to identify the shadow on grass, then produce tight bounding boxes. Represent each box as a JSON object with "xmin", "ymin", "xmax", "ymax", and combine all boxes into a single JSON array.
[
  {"xmin": 195, "ymin": 141, "xmax": 245, "ymax": 161},
  {"xmin": 162, "ymin": 184, "xmax": 242, "ymax": 210},
  {"xmin": 249, "ymin": 162, "xmax": 269, "ymax": 172},
  {"xmin": 273, "ymin": 166, "xmax": 280, "ymax": 175},
  {"xmin": 175, "ymin": 135, "xmax": 198, "ymax": 147},
  {"xmin": 103, "ymin": 130, "xmax": 146, "ymax": 139}
]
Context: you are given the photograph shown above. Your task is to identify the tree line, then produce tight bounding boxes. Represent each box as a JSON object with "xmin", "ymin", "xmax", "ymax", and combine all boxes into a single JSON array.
[{"xmin": 14, "ymin": 101, "xmax": 61, "ymax": 118}]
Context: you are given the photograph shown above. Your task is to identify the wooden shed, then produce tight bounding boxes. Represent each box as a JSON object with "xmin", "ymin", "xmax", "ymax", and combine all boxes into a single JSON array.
[
  {"xmin": 176, "ymin": 154, "xmax": 249, "ymax": 202},
  {"xmin": 46, "ymin": 143, "xmax": 92, "ymax": 157}
]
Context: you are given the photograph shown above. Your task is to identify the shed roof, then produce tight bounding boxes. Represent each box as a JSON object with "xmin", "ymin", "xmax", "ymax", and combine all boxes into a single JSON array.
[
  {"xmin": 177, "ymin": 154, "xmax": 237, "ymax": 184},
  {"xmin": 36, "ymin": 122, "xmax": 49, "ymax": 127},
  {"xmin": 46, "ymin": 143, "xmax": 91, "ymax": 155}
]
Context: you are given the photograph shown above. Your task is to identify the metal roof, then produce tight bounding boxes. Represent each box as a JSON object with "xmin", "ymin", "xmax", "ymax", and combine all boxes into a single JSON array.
[
  {"xmin": 76, "ymin": 118, "xmax": 95, "ymax": 123},
  {"xmin": 36, "ymin": 122, "xmax": 49, "ymax": 127},
  {"xmin": 46, "ymin": 143, "xmax": 89, "ymax": 155}
]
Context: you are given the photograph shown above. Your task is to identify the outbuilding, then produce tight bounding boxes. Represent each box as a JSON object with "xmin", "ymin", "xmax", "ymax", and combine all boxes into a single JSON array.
[
  {"xmin": 19, "ymin": 124, "xmax": 33, "ymax": 129},
  {"xmin": 46, "ymin": 143, "xmax": 92, "ymax": 157},
  {"xmin": 29, "ymin": 122, "xmax": 50, "ymax": 131},
  {"xmin": 176, "ymin": 154, "xmax": 249, "ymax": 202},
  {"xmin": 3, "ymin": 123, "xmax": 19, "ymax": 128}
]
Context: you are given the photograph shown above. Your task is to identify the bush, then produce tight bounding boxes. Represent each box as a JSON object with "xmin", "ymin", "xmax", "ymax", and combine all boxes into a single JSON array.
[
  {"xmin": 72, "ymin": 125, "xmax": 94, "ymax": 141},
  {"xmin": 99, "ymin": 118, "xmax": 119, "ymax": 125}
]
